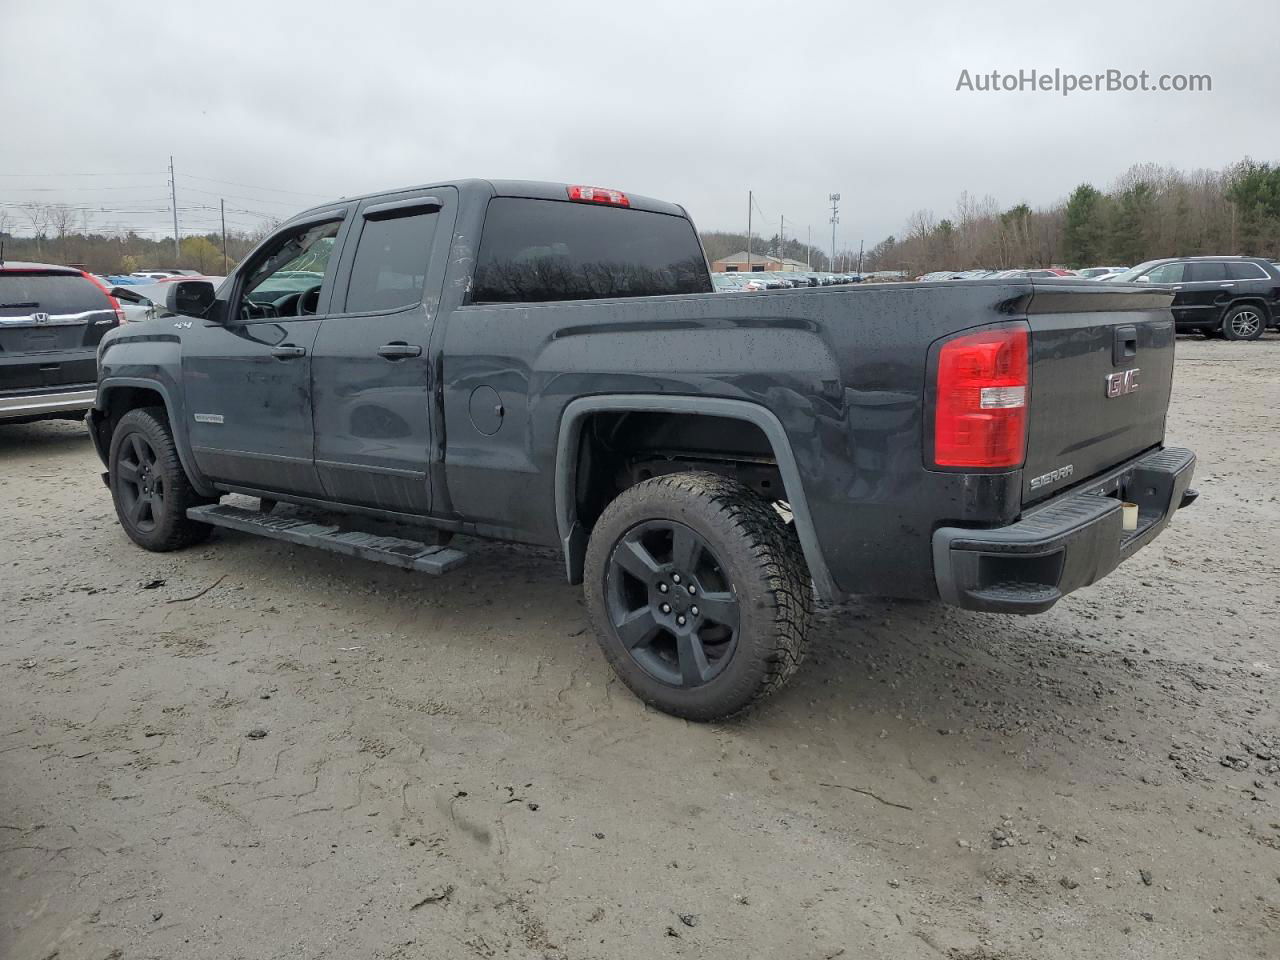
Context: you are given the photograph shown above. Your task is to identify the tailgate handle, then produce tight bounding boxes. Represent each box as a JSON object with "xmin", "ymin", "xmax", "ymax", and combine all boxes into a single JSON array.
[{"xmin": 1114, "ymin": 325, "xmax": 1138, "ymax": 365}]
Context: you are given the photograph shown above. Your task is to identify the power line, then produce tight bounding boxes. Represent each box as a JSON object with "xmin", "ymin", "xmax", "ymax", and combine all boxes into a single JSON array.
[
  {"xmin": 177, "ymin": 183, "xmax": 309, "ymax": 210},
  {"xmin": 0, "ymin": 184, "xmax": 167, "ymax": 192},
  {"xmin": 176, "ymin": 172, "xmax": 328, "ymax": 199},
  {"xmin": 0, "ymin": 171, "xmax": 164, "ymax": 177}
]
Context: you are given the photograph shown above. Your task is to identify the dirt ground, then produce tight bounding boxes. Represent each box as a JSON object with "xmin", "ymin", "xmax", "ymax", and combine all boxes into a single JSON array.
[{"xmin": 2, "ymin": 334, "xmax": 1278, "ymax": 960}]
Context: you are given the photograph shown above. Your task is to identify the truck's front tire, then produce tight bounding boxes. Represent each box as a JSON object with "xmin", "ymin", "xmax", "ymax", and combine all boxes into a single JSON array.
[
  {"xmin": 584, "ymin": 472, "xmax": 813, "ymax": 721},
  {"xmin": 109, "ymin": 407, "xmax": 213, "ymax": 552}
]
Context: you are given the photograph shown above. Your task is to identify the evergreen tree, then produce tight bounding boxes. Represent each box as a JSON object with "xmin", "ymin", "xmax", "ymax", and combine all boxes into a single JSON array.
[{"xmin": 1062, "ymin": 184, "xmax": 1105, "ymax": 266}]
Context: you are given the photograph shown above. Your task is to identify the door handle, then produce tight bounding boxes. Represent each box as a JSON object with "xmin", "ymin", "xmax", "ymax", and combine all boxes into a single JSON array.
[
  {"xmin": 1219, "ymin": 283, "xmax": 1235, "ymax": 288},
  {"xmin": 378, "ymin": 342, "xmax": 422, "ymax": 360},
  {"xmin": 271, "ymin": 344, "xmax": 307, "ymax": 360}
]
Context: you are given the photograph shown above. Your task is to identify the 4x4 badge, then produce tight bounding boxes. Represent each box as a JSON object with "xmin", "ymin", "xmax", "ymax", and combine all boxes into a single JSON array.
[{"xmin": 1105, "ymin": 368, "xmax": 1140, "ymax": 398}]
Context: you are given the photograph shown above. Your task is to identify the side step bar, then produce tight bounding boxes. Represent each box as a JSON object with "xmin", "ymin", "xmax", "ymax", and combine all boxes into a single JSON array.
[{"xmin": 186, "ymin": 503, "xmax": 466, "ymax": 575}]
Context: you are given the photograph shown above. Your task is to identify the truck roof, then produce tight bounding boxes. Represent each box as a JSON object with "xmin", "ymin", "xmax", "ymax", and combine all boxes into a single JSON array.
[{"xmin": 284, "ymin": 178, "xmax": 689, "ymax": 226}]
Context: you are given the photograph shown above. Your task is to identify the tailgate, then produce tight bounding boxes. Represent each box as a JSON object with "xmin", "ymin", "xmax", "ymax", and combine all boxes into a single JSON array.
[{"xmin": 1022, "ymin": 283, "xmax": 1175, "ymax": 504}]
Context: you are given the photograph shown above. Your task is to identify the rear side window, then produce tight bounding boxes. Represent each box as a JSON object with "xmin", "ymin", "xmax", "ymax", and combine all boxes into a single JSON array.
[
  {"xmin": 470, "ymin": 198, "xmax": 712, "ymax": 304},
  {"xmin": 1185, "ymin": 261, "xmax": 1227, "ymax": 282},
  {"xmin": 0, "ymin": 272, "xmax": 110, "ymax": 316},
  {"xmin": 344, "ymin": 209, "xmax": 439, "ymax": 313},
  {"xmin": 1225, "ymin": 261, "xmax": 1269, "ymax": 280}
]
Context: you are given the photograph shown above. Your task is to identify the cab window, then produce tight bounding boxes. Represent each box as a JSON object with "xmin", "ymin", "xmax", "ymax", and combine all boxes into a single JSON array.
[
  {"xmin": 470, "ymin": 198, "xmax": 712, "ymax": 304},
  {"xmin": 343, "ymin": 208, "xmax": 439, "ymax": 313},
  {"xmin": 238, "ymin": 219, "xmax": 343, "ymax": 321}
]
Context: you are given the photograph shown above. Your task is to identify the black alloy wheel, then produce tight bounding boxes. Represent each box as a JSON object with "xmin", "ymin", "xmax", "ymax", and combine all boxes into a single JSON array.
[{"xmin": 606, "ymin": 519, "xmax": 740, "ymax": 689}]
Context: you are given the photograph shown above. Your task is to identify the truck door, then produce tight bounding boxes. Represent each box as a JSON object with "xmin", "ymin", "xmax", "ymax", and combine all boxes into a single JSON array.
[
  {"xmin": 182, "ymin": 213, "xmax": 348, "ymax": 497},
  {"xmin": 309, "ymin": 189, "xmax": 455, "ymax": 514}
]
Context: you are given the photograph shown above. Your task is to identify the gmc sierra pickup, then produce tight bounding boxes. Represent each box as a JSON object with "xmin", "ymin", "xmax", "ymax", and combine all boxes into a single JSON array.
[{"xmin": 89, "ymin": 179, "xmax": 1197, "ymax": 720}]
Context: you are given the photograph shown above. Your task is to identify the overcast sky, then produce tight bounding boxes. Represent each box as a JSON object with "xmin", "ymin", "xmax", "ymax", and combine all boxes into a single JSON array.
[{"xmin": 3, "ymin": 0, "xmax": 1278, "ymax": 251}]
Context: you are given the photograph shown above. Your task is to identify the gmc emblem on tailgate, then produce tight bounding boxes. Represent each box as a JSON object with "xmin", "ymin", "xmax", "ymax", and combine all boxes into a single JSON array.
[{"xmin": 1105, "ymin": 368, "xmax": 1140, "ymax": 398}]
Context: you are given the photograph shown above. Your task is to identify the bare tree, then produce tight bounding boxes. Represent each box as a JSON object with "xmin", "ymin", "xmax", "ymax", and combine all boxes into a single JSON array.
[
  {"xmin": 47, "ymin": 204, "xmax": 77, "ymax": 259},
  {"xmin": 20, "ymin": 202, "xmax": 49, "ymax": 257}
]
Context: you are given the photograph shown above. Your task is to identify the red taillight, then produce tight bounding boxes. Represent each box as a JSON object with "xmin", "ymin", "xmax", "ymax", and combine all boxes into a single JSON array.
[
  {"xmin": 84, "ymin": 271, "xmax": 126, "ymax": 324},
  {"xmin": 933, "ymin": 326, "xmax": 1029, "ymax": 468},
  {"xmin": 566, "ymin": 185, "xmax": 630, "ymax": 207}
]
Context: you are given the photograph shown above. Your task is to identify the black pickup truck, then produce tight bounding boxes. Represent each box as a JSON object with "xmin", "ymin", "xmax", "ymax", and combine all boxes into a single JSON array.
[{"xmin": 89, "ymin": 179, "xmax": 1197, "ymax": 720}]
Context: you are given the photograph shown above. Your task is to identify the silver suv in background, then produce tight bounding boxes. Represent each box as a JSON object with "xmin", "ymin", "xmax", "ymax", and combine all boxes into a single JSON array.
[{"xmin": 0, "ymin": 261, "xmax": 123, "ymax": 424}]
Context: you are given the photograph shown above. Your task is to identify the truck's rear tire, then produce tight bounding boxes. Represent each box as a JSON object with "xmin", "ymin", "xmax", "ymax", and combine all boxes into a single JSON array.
[
  {"xmin": 1221, "ymin": 305, "xmax": 1264, "ymax": 341},
  {"xmin": 109, "ymin": 407, "xmax": 213, "ymax": 552},
  {"xmin": 584, "ymin": 472, "xmax": 813, "ymax": 721}
]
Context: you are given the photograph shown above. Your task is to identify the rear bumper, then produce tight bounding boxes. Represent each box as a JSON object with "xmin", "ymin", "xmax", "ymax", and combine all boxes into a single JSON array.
[
  {"xmin": 933, "ymin": 446, "xmax": 1196, "ymax": 614},
  {"xmin": 0, "ymin": 386, "xmax": 97, "ymax": 421}
]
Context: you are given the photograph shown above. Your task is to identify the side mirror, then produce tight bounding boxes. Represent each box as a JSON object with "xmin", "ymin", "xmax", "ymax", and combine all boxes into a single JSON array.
[
  {"xmin": 162, "ymin": 279, "xmax": 217, "ymax": 318},
  {"xmin": 1133, "ymin": 275, "xmax": 1151, "ymax": 283},
  {"xmin": 110, "ymin": 286, "xmax": 149, "ymax": 304}
]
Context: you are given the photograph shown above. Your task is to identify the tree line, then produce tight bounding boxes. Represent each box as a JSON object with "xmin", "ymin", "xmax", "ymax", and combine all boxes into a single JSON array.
[
  {"xmin": 860, "ymin": 157, "xmax": 1280, "ymax": 275},
  {"xmin": 0, "ymin": 202, "xmax": 267, "ymax": 275},
  {"xmin": 7, "ymin": 157, "xmax": 1279, "ymax": 280}
]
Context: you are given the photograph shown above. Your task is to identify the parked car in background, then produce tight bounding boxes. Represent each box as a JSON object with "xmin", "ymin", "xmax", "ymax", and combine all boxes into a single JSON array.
[
  {"xmin": 130, "ymin": 269, "xmax": 204, "ymax": 281},
  {"xmin": 1112, "ymin": 256, "xmax": 1280, "ymax": 340},
  {"xmin": 111, "ymin": 276, "xmax": 227, "ymax": 322},
  {"xmin": 1025, "ymin": 268, "xmax": 1078, "ymax": 278},
  {"xmin": 1076, "ymin": 266, "xmax": 1128, "ymax": 279},
  {"xmin": 1, "ymin": 260, "xmax": 123, "ymax": 424}
]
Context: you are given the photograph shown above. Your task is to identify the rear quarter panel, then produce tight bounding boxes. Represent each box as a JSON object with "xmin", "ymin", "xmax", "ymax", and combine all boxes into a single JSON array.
[{"xmin": 439, "ymin": 279, "xmax": 1046, "ymax": 600}]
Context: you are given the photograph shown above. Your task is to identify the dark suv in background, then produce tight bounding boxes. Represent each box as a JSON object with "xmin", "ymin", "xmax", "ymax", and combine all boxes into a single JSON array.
[
  {"xmin": 1, "ymin": 261, "xmax": 123, "ymax": 424},
  {"xmin": 1117, "ymin": 256, "xmax": 1280, "ymax": 340}
]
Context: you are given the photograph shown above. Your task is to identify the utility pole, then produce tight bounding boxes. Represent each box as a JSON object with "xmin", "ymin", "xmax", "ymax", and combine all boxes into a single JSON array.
[
  {"xmin": 857, "ymin": 239, "xmax": 864, "ymax": 274},
  {"xmin": 746, "ymin": 190, "xmax": 752, "ymax": 273},
  {"xmin": 806, "ymin": 226, "xmax": 812, "ymax": 268},
  {"xmin": 169, "ymin": 155, "xmax": 180, "ymax": 263},
  {"xmin": 828, "ymin": 193, "xmax": 840, "ymax": 273},
  {"xmin": 221, "ymin": 198, "xmax": 228, "ymax": 274},
  {"xmin": 779, "ymin": 215, "xmax": 785, "ymax": 266}
]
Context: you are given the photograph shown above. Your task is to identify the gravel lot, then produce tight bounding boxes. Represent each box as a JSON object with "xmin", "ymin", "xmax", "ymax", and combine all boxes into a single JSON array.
[{"xmin": 2, "ymin": 335, "xmax": 1278, "ymax": 960}]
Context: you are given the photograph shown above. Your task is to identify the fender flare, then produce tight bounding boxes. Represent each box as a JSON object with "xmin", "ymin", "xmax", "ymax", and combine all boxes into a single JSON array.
[
  {"xmin": 96, "ymin": 377, "xmax": 217, "ymax": 498},
  {"xmin": 554, "ymin": 394, "xmax": 837, "ymax": 601}
]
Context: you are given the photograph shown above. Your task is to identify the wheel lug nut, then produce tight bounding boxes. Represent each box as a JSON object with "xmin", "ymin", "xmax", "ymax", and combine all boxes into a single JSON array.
[
  {"xmin": 658, "ymin": 583, "xmax": 668, "ymax": 593},
  {"xmin": 672, "ymin": 573, "xmax": 681, "ymax": 584},
  {"xmin": 676, "ymin": 615, "xmax": 687, "ymax": 626},
  {"xmin": 660, "ymin": 603, "xmax": 671, "ymax": 614},
  {"xmin": 687, "ymin": 585, "xmax": 696, "ymax": 595},
  {"xmin": 691, "ymin": 606, "xmax": 699, "ymax": 616}
]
